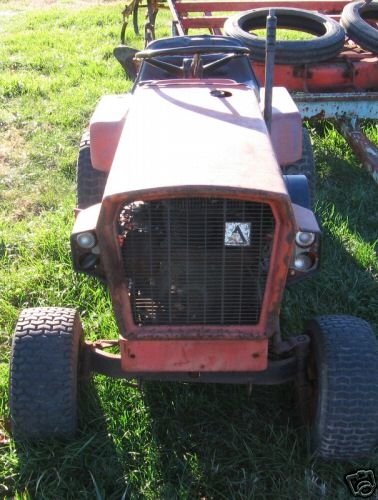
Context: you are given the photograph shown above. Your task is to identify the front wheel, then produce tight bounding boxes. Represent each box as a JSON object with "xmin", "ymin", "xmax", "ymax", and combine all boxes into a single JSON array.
[
  {"xmin": 9, "ymin": 307, "xmax": 83, "ymax": 440},
  {"xmin": 302, "ymin": 315, "xmax": 378, "ymax": 460}
]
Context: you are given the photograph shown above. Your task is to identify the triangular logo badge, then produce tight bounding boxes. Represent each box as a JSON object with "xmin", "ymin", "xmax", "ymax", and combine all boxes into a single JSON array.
[{"xmin": 224, "ymin": 222, "xmax": 251, "ymax": 247}]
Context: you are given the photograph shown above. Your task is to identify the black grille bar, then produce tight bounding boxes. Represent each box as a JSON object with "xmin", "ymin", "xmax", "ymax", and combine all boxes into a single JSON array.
[{"xmin": 119, "ymin": 198, "xmax": 275, "ymax": 326}]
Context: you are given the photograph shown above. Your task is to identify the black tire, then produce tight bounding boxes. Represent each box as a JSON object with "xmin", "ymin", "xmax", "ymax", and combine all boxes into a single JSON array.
[
  {"xmin": 77, "ymin": 132, "xmax": 107, "ymax": 209},
  {"xmin": 341, "ymin": 1, "xmax": 378, "ymax": 55},
  {"xmin": 9, "ymin": 307, "xmax": 83, "ymax": 440},
  {"xmin": 283, "ymin": 128, "xmax": 315, "ymax": 207},
  {"xmin": 224, "ymin": 8, "xmax": 345, "ymax": 64},
  {"xmin": 303, "ymin": 315, "xmax": 378, "ymax": 460}
]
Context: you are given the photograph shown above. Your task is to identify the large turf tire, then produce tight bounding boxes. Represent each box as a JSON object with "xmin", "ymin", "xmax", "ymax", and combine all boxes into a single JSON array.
[
  {"xmin": 283, "ymin": 128, "xmax": 315, "ymax": 207},
  {"xmin": 341, "ymin": 1, "xmax": 378, "ymax": 55},
  {"xmin": 77, "ymin": 132, "xmax": 107, "ymax": 209},
  {"xmin": 9, "ymin": 307, "xmax": 83, "ymax": 440},
  {"xmin": 304, "ymin": 315, "xmax": 378, "ymax": 460},
  {"xmin": 224, "ymin": 8, "xmax": 345, "ymax": 64}
]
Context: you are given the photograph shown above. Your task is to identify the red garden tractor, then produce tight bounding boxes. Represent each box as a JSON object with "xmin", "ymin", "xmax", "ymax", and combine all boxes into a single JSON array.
[{"xmin": 9, "ymin": 31, "xmax": 378, "ymax": 460}]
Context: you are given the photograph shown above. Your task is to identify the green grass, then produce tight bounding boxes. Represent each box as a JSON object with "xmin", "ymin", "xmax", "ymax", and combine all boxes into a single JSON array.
[
  {"xmin": 254, "ymin": 28, "xmax": 314, "ymax": 40},
  {"xmin": 0, "ymin": 4, "xmax": 378, "ymax": 499}
]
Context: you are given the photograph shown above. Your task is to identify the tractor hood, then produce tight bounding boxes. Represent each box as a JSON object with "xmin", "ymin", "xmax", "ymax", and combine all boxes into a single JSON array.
[{"xmin": 103, "ymin": 80, "xmax": 289, "ymax": 202}]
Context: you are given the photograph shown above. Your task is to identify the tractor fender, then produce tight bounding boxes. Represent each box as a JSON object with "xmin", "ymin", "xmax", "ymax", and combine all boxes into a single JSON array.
[
  {"xmin": 90, "ymin": 94, "xmax": 132, "ymax": 172},
  {"xmin": 283, "ymin": 174, "xmax": 311, "ymax": 209}
]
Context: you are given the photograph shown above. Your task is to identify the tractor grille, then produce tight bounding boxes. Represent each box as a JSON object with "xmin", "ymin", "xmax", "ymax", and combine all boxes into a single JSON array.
[{"xmin": 119, "ymin": 198, "xmax": 275, "ymax": 326}]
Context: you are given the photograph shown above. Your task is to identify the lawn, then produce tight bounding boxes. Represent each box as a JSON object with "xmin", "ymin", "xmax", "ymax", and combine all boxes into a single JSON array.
[{"xmin": 0, "ymin": 2, "xmax": 377, "ymax": 499}]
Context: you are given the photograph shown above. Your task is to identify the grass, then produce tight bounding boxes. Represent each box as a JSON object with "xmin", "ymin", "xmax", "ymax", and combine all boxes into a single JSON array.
[
  {"xmin": 0, "ymin": 3, "xmax": 378, "ymax": 499},
  {"xmin": 254, "ymin": 28, "xmax": 314, "ymax": 40}
]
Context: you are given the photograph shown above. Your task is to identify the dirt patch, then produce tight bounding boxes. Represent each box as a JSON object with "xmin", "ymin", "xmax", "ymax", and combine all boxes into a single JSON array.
[
  {"xmin": 0, "ymin": 127, "xmax": 27, "ymax": 179},
  {"xmin": 0, "ymin": 127, "xmax": 49, "ymax": 221}
]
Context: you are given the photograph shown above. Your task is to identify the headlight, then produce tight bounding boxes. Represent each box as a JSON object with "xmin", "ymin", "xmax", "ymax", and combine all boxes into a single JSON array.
[
  {"xmin": 295, "ymin": 231, "xmax": 315, "ymax": 247},
  {"xmin": 77, "ymin": 231, "xmax": 97, "ymax": 249},
  {"xmin": 294, "ymin": 253, "xmax": 313, "ymax": 271}
]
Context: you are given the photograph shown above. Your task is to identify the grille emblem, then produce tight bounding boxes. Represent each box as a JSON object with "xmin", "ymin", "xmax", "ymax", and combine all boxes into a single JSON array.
[{"xmin": 224, "ymin": 222, "xmax": 251, "ymax": 247}]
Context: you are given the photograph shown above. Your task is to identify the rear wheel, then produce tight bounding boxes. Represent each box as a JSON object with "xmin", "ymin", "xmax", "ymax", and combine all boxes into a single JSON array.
[
  {"xmin": 9, "ymin": 307, "xmax": 83, "ymax": 440},
  {"xmin": 302, "ymin": 315, "xmax": 378, "ymax": 460},
  {"xmin": 77, "ymin": 132, "xmax": 107, "ymax": 209}
]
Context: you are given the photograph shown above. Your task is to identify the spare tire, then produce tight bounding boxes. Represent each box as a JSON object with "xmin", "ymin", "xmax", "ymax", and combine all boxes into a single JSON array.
[
  {"xmin": 224, "ymin": 8, "xmax": 345, "ymax": 64},
  {"xmin": 341, "ymin": 1, "xmax": 378, "ymax": 54}
]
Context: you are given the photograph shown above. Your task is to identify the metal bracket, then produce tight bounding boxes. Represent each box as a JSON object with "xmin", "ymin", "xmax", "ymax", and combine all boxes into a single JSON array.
[{"xmin": 80, "ymin": 339, "xmax": 299, "ymax": 385}]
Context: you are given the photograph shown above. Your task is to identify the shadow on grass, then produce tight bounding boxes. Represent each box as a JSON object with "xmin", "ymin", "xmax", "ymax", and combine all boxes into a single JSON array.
[
  {"xmin": 281, "ymin": 226, "xmax": 378, "ymax": 337},
  {"xmin": 12, "ymin": 380, "xmax": 133, "ymax": 499},
  {"xmin": 141, "ymin": 381, "xmax": 309, "ymax": 498},
  {"xmin": 310, "ymin": 120, "xmax": 378, "ymax": 245}
]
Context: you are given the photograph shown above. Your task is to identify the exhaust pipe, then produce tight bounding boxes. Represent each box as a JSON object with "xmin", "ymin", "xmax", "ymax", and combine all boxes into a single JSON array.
[{"xmin": 263, "ymin": 9, "xmax": 277, "ymax": 133}]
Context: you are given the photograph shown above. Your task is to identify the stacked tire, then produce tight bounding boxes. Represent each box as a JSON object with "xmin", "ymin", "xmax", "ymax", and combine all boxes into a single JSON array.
[
  {"xmin": 341, "ymin": 1, "xmax": 378, "ymax": 55},
  {"xmin": 224, "ymin": 8, "xmax": 346, "ymax": 64}
]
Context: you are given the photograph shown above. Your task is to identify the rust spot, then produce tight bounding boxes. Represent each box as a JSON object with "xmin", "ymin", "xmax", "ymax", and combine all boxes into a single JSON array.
[{"xmin": 266, "ymin": 297, "xmax": 282, "ymax": 335}]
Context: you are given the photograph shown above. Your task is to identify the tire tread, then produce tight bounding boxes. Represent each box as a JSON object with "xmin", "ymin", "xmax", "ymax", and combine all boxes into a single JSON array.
[
  {"xmin": 306, "ymin": 314, "xmax": 378, "ymax": 460},
  {"xmin": 10, "ymin": 307, "xmax": 82, "ymax": 439}
]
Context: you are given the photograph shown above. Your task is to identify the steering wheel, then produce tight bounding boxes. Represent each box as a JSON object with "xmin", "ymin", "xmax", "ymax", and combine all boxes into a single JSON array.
[{"xmin": 135, "ymin": 44, "xmax": 250, "ymax": 78}]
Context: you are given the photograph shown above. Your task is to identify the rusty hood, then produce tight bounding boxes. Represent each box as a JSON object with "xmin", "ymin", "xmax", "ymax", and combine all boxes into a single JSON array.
[{"xmin": 103, "ymin": 80, "xmax": 289, "ymax": 201}]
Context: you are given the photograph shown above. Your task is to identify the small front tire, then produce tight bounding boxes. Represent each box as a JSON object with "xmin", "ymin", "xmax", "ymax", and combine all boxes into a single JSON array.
[
  {"xmin": 303, "ymin": 315, "xmax": 378, "ymax": 460},
  {"xmin": 9, "ymin": 307, "xmax": 83, "ymax": 440}
]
